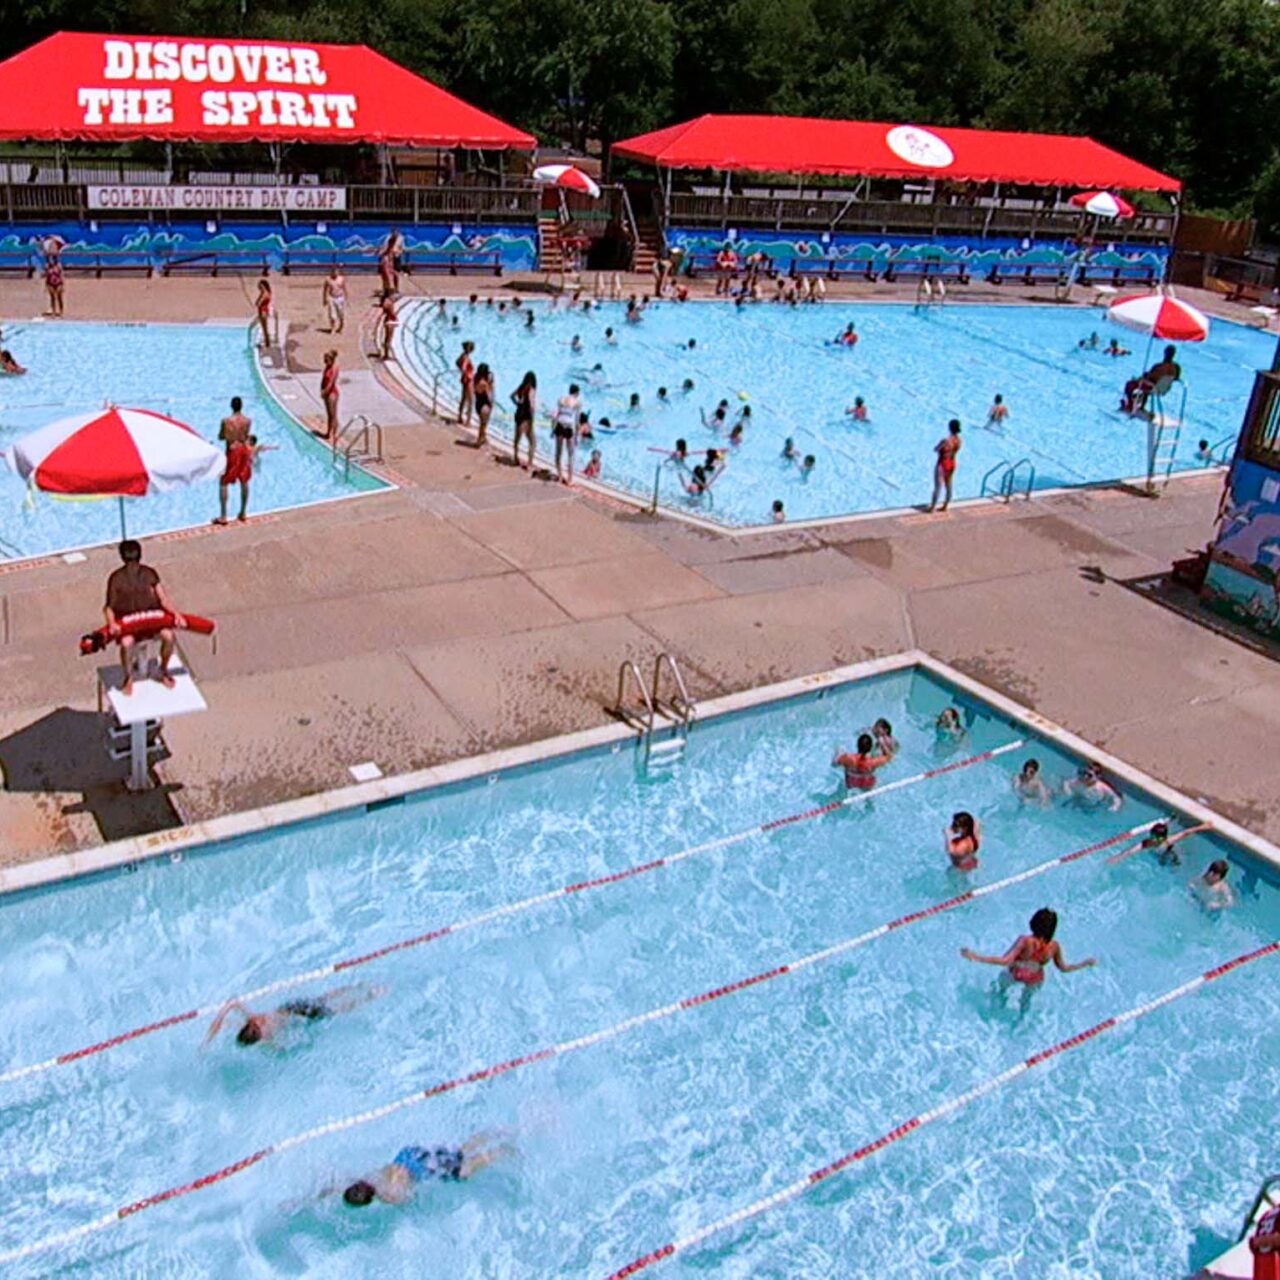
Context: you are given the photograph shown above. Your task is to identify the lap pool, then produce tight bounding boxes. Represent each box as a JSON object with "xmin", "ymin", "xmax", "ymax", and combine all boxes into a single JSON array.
[
  {"xmin": 0, "ymin": 321, "xmax": 386, "ymax": 561},
  {"xmin": 1, "ymin": 656, "xmax": 1276, "ymax": 1277},
  {"xmin": 396, "ymin": 298, "xmax": 1268, "ymax": 527}
]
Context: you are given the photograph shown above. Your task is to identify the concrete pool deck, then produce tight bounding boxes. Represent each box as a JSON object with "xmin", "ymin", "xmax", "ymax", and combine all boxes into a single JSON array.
[{"xmin": 0, "ymin": 271, "xmax": 1275, "ymax": 861}]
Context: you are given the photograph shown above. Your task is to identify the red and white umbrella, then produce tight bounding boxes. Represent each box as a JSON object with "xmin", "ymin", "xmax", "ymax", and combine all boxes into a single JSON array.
[
  {"xmin": 532, "ymin": 163, "xmax": 601, "ymax": 198},
  {"xmin": 4, "ymin": 406, "xmax": 223, "ymax": 536},
  {"xmin": 1108, "ymin": 292, "xmax": 1210, "ymax": 342},
  {"xmin": 1070, "ymin": 190, "xmax": 1135, "ymax": 219}
]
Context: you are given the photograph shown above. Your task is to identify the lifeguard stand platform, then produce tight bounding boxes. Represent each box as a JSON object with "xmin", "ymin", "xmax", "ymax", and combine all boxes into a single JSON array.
[{"xmin": 96, "ymin": 641, "xmax": 206, "ymax": 791}]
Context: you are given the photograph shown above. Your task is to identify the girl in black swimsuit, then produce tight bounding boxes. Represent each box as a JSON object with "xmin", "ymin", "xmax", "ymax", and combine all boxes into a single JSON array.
[
  {"xmin": 473, "ymin": 362, "xmax": 494, "ymax": 448},
  {"xmin": 511, "ymin": 371, "xmax": 537, "ymax": 470}
]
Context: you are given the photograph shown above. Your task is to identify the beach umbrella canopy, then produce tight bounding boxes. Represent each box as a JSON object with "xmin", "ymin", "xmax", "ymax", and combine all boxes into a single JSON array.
[
  {"xmin": 1070, "ymin": 190, "xmax": 1135, "ymax": 218},
  {"xmin": 4, "ymin": 406, "xmax": 223, "ymax": 537},
  {"xmin": 6, "ymin": 406, "xmax": 222, "ymax": 495},
  {"xmin": 1108, "ymin": 293, "xmax": 1210, "ymax": 342},
  {"xmin": 532, "ymin": 164, "xmax": 602, "ymax": 198}
]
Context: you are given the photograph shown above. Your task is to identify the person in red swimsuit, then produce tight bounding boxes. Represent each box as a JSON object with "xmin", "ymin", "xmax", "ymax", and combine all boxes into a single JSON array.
[
  {"xmin": 254, "ymin": 276, "xmax": 272, "ymax": 349},
  {"xmin": 456, "ymin": 340, "xmax": 476, "ymax": 427},
  {"xmin": 320, "ymin": 349, "xmax": 340, "ymax": 441},
  {"xmin": 945, "ymin": 811, "xmax": 981, "ymax": 871},
  {"xmin": 929, "ymin": 419, "xmax": 962, "ymax": 513},
  {"xmin": 960, "ymin": 907, "xmax": 1095, "ymax": 986},
  {"xmin": 832, "ymin": 732, "xmax": 894, "ymax": 791},
  {"xmin": 215, "ymin": 396, "xmax": 252, "ymax": 525}
]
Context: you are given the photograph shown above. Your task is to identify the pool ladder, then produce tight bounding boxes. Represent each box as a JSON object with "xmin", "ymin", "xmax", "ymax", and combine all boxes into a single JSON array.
[
  {"xmin": 614, "ymin": 653, "xmax": 697, "ymax": 771},
  {"xmin": 332, "ymin": 414, "xmax": 385, "ymax": 480},
  {"xmin": 979, "ymin": 456, "xmax": 1036, "ymax": 502},
  {"xmin": 1145, "ymin": 379, "xmax": 1187, "ymax": 495}
]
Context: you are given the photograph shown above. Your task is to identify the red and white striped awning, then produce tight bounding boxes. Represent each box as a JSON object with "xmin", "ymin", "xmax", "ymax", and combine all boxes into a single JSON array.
[{"xmin": 4, "ymin": 406, "xmax": 223, "ymax": 496}]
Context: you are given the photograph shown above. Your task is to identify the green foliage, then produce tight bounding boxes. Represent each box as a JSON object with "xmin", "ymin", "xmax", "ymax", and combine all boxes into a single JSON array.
[{"xmin": 2, "ymin": 0, "xmax": 1279, "ymax": 223}]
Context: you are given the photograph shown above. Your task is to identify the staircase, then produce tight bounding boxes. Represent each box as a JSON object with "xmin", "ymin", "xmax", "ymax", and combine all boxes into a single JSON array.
[
  {"xmin": 632, "ymin": 216, "xmax": 662, "ymax": 277},
  {"xmin": 537, "ymin": 212, "xmax": 565, "ymax": 274}
]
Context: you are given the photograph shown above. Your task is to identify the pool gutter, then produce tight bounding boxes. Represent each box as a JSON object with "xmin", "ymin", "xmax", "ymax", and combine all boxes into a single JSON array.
[{"xmin": 2, "ymin": 650, "xmax": 1276, "ymax": 898}]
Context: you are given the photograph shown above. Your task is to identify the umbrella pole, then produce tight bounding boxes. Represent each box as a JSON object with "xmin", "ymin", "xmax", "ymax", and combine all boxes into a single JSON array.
[{"xmin": 118, "ymin": 495, "xmax": 127, "ymax": 541}]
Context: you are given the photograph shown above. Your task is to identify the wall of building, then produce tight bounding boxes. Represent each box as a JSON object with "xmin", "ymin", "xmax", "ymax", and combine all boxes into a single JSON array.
[
  {"xmin": 665, "ymin": 227, "xmax": 1168, "ymax": 276},
  {"xmin": 1202, "ymin": 455, "xmax": 1280, "ymax": 639},
  {"xmin": 0, "ymin": 220, "xmax": 538, "ymax": 271}
]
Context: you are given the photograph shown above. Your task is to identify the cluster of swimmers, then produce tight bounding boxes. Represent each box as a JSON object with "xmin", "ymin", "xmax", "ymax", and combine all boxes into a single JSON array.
[{"xmin": 829, "ymin": 710, "xmax": 1235, "ymax": 990}]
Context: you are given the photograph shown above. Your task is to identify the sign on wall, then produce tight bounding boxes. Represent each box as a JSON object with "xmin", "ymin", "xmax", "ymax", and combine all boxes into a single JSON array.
[{"xmin": 87, "ymin": 184, "xmax": 347, "ymax": 212}]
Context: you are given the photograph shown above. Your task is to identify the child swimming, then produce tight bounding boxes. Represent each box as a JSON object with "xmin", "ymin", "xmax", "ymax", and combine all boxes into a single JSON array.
[
  {"xmin": 847, "ymin": 396, "xmax": 868, "ymax": 422},
  {"xmin": 945, "ymin": 811, "xmax": 981, "ymax": 871},
  {"xmin": 832, "ymin": 732, "xmax": 893, "ymax": 790},
  {"xmin": 985, "ymin": 394, "xmax": 1009, "ymax": 431},
  {"xmin": 771, "ymin": 499, "xmax": 785, "ymax": 522},
  {"xmin": 1190, "ymin": 859, "xmax": 1235, "ymax": 910},
  {"xmin": 1107, "ymin": 819, "xmax": 1210, "ymax": 867},
  {"xmin": 1012, "ymin": 758, "xmax": 1052, "ymax": 807}
]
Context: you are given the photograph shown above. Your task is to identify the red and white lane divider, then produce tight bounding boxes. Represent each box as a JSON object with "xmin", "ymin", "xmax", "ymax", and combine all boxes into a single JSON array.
[
  {"xmin": 604, "ymin": 940, "xmax": 1280, "ymax": 1279},
  {"xmin": 0, "ymin": 813, "xmax": 1153, "ymax": 1270},
  {"xmin": 0, "ymin": 741, "xmax": 1022, "ymax": 1090}
]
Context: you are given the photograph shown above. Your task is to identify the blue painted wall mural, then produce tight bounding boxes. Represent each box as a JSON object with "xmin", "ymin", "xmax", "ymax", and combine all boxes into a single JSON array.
[
  {"xmin": 0, "ymin": 221, "xmax": 537, "ymax": 271},
  {"xmin": 665, "ymin": 227, "xmax": 1168, "ymax": 278},
  {"xmin": 1202, "ymin": 453, "xmax": 1280, "ymax": 638}
]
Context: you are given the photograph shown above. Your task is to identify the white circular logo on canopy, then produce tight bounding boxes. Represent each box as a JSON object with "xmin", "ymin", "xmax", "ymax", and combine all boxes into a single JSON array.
[{"xmin": 885, "ymin": 125, "xmax": 954, "ymax": 169}]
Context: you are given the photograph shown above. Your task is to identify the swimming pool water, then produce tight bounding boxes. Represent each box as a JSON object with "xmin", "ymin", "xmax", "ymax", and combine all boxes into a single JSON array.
[
  {"xmin": 398, "ymin": 298, "xmax": 1271, "ymax": 526},
  {"xmin": 1, "ymin": 666, "xmax": 1277, "ymax": 1278},
  {"xmin": 0, "ymin": 321, "xmax": 385, "ymax": 560}
]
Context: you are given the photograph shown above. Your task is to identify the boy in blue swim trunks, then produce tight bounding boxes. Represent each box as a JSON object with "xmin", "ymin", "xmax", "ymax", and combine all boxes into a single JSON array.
[{"xmin": 340, "ymin": 1131, "xmax": 515, "ymax": 1206}]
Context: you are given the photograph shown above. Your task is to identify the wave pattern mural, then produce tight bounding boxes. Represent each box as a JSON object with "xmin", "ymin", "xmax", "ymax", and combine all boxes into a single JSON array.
[
  {"xmin": 666, "ymin": 228, "xmax": 1167, "ymax": 277},
  {"xmin": 0, "ymin": 221, "xmax": 537, "ymax": 271}
]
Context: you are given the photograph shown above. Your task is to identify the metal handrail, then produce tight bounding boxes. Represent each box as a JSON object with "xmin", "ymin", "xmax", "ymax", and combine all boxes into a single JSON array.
[
  {"xmin": 1209, "ymin": 432, "xmax": 1237, "ymax": 465},
  {"xmin": 979, "ymin": 458, "xmax": 1013, "ymax": 498},
  {"xmin": 615, "ymin": 660, "xmax": 655, "ymax": 730},
  {"xmin": 1004, "ymin": 457, "xmax": 1036, "ymax": 500},
  {"xmin": 1146, "ymin": 378, "xmax": 1187, "ymax": 493},
  {"xmin": 651, "ymin": 653, "xmax": 694, "ymax": 730},
  {"xmin": 332, "ymin": 413, "xmax": 384, "ymax": 479}
]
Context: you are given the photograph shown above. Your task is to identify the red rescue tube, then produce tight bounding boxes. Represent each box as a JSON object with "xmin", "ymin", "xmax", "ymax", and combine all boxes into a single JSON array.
[{"xmin": 79, "ymin": 610, "xmax": 216, "ymax": 656}]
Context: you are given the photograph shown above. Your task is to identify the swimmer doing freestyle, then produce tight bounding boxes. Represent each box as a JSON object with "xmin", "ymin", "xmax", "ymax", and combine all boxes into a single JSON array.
[{"xmin": 205, "ymin": 983, "xmax": 384, "ymax": 1047}]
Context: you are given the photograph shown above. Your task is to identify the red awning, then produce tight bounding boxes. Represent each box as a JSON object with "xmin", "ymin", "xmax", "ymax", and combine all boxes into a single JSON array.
[
  {"xmin": 0, "ymin": 32, "xmax": 535, "ymax": 148},
  {"xmin": 615, "ymin": 115, "xmax": 1180, "ymax": 192}
]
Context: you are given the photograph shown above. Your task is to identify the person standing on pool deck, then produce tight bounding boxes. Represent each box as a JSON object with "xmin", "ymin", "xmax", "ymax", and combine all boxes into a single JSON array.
[
  {"xmin": 473, "ymin": 362, "xmax": 494, "ymax": 448},
  {"xmin": 832, "ymin": 732, "xmax": 893, "ymax": 791},
  {"xmin": 379, "ymin": 292, "xmax": 398, "ymax": 362},
  {"xmin": 322, "ymin": 266, "xmax": 346, "ymax": 334},
  {"xmin": 215, "ymin": 396, "xmax": 253, "ymax": 525},
  {"xmin": 335, "ymin": 1131, "xmax": 515, "ymax": 1207},
  {"xmin": 320, "ymin": 350, "xmax": 340, "ymax": 441},
  {"xmin": 456, "ymin": 341, "xmax": 476, "ymax": 427},
  {"xmin": 104, "ymin": 540, "xmax": 185, "ymax": 695},
  {"xmin": 205, "ymin": 983, "xmax": 385, "ymax": 1047},
  {"xmin": 254, "ymin": 276, "xmax": 273, "ymax": 350},
  {"xmin": 1107, "ymin": 819, "xmax": 1210, "ymax": 867},
  {"xmin": 511, "ymin": 371, "xmax": 537, "ymax": 470},
  {"xmin": 960, "ymin": 907, "xmax": 1095, "ymax": 986},
  {"xmin": 928, "ymin": 420, "xmax": 962, "ymax": 513},
  {"xmin": 552, "ymin": 383, "xmax": 582, "ymax": 484},
  {"xmin": 44, "ymin": 255, "xmax": 65, "ymax": 317}
]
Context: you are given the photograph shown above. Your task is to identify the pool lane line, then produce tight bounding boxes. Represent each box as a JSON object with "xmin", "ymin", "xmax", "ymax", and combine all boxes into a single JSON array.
[
  {"xmin": 0, "ymin": 741, "xmax": 1023, "ymax": 1090},
  {"xmin": 604, "ymin": 938, "xmax": 1280, "ymax": 1279},
  {"xmin": 0, "ymin": 817, "xmax": 1152, "ymax": 1268}
]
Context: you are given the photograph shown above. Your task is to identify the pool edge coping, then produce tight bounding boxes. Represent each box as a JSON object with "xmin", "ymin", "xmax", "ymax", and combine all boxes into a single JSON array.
[{"xmin": 3, "ymin": 648, "xmax": 1277, "ymax": 898}]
